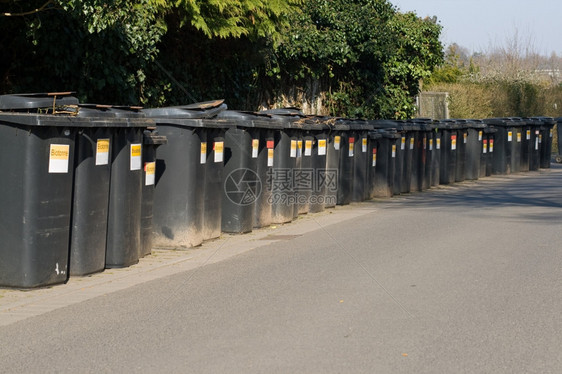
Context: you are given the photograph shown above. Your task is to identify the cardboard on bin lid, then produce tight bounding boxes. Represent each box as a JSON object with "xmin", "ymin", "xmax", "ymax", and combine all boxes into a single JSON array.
[
  {"xmin": 143, "ymin": 100, "xmax": 227, "ymax": 119},
  {"xmin": 207, "ymin": 110, "xmax": 284, "ymax": 130},
  {"xmin": 259, "ymin": 107, "xmax": 304, "ymax": 116},
  {"xmin": 0, "ymin": 92, "xmax": 79, "ymax": 111}
]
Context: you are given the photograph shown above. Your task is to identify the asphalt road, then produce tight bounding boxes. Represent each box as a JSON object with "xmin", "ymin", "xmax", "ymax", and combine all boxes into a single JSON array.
[{"xmin": 1, "ymin": 165, "xmax": 561, "ymax": 373}]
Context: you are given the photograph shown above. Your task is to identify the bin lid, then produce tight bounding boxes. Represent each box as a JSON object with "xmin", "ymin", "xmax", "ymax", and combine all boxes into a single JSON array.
[
  {"xmin": 329, "ymin": 118, "xmax": 350, "ymax": 131},
  {"xmin": 483, "ymin": 125, "xmax": 498, "ymax": 134},
  {"xmin": 143, "ymin": 100, "xmax": 227, "ymax": 119},
  {"xmin": 109, "ymin": 106, "xmax": 146, "ymax": 118},
  {"xmin": 463, "ymin": 119, "xmax": 486, "ymax": 129},
  {"xmin": 408, "ymin": 118, "xmax": 438, "ymax": 131},
  {"xmin": 0, "ymin": 92, "xmax": 79, "ymax": 111},
  {"xmin": 143, "ymin": 130, "xmax": 168, "ymax": 145},
  {"xmin": 347, "ymin": 119, "xmax": 373, "ymax": 131},
  {"xmin": 369, "ymin": 120, "xmax": 398, "ymax": 129},
  {"xmin": 76, "ymin": 104, "xmax": 115, "ymax": 117},
  {"xmin": 368, "ymin": 131, "xmax": 383, "ymax": 140},
  {"xmin": 531, "ymin": 116, "xmax": 555, "ymax": 125},
  {"xmin": 483, "ymin": 118, "xmax": 512, "ymax": 127},
  {"xmin": 376, "ymin": 128, "xmax": 401, "ymax": 139}
]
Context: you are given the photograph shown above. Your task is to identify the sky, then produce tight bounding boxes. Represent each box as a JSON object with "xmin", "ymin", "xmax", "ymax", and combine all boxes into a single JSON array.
[{"xmin": 390, "ymin": 0, "xmax": 562, "ymax": 56}]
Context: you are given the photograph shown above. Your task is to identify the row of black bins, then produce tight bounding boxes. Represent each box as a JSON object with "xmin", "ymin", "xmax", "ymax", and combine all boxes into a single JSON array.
[
  {"xmin": 0, "ymin": 93, "xmax": 167, "ymax": 288},
  {"xmin": 145, "ymin": 106, "xmax": 557, "ymax": 250},
  {"xmin": 0, "ymin": 94, "xmax": 557, "ymax": 288}
]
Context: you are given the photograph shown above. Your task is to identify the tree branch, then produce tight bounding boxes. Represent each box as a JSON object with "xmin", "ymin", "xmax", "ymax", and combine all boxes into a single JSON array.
[{"xmin": 1, "ymin": 0, "xmax": 54, "ymax": 17}]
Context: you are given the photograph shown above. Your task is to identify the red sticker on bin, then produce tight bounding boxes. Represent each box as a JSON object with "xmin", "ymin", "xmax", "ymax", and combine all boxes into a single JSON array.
[
  {"xmin": 266, "ymin": 140, "xmax": 274, "ymax": 149},
  {"xmin": 349, "ymin": 137, "xmax": 355, "ymax": 144}
]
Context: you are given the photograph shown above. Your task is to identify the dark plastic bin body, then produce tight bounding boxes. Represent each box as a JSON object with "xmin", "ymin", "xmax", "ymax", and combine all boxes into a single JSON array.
[
  {"xmin": 326, "ymin": 121, "xmax": 348, "ymax": 207},
  {"xmin": 465, "ymin": 120, "xmax": 486, "ymax": 180},
  {"xmin": 439, "ymin": 122, "xmax": 458, "ymax": 185},
  {"xmin": 304, "ymin": 121, "xmax": 330, "ymax": 213},
  {"xmin": 297, "ymin": 130, "xmax": 315, "ymax": 213},
  {"xmin": 421, "ymin": 127, "xmax": 432, "ymax": 190},
  {"xmin": 375, "ymin": 130, "xmax": 399, "ymax": 197},
  {"xmin": 69, "ymin": 107, "xmax": 116, "ymax": 275},
  {"xmin": 337, "ymin": 127, "xmax": 354, "ymax": 205},
  {"xmin": 555, "ymin": 118, "xmax": 562, "ymax": 163},
  {"xmin": 201, "ymin": 125, "xmax": 226, "ymax": 241},
  {"xmin": 519, "ymin": 119, "xmax": 532, "ymax": 172},
  {"xmin": 430, "ymin": 126, "xmax": 442, "ymax": 187},
  {"xmin": 529, "ymin": 122, "xmax": 541, "ymax": 171},
  {"xmin": 144, "ymin": 102, "xmax": 226, "ymax": 248},
  {"xmin": 140, "ymin": 130, "xmax": 167, "ymax": 257},
  {"xmin": 393, "ymin": 132, "xmax": 405, "ymax": 194},
  {"xmin": 271, "ymin": 123, "xmax": 298, "ymax": 223},
  {"xmin": 370, "ymin": 121, "xmax": 400, "ymax": 197},
  {"xmin": 0, "ymin": 114, "xmax": 76, "ymax": 287},
  {"xmin": 366, "ymin": 131, "xmax": 383, "ymax": 198},
  {"xmin": 253, "ymin": 126, "xmax": 276, "ymax": 228},
  {"xmin": 401, "ymin": 127, "xmax": 414, "ymax": 194},
  {"xmin": 455, "ymin": 124, "xmax": 467, "ymax": 182},
  {"xmin": 484, "ymin": 119, "xmax": 514, "ymax": 175},
  {"xmin": 485, "ymin": 127, "xmax": 497, "ymax": 176},
  {"xmin": 536, "ymin": 117, "xmax": 555, "ymax": 168},
  {"xmin": 215, "ymin": 112, "xmax": 259, "ymax": 234},
  {"xmin": 350, "ymin": 121, "xmax": 371, "ymax": 202},
  {"xmin": 105, "ymin": 126, "xmax": 146, "ymax": 268}
]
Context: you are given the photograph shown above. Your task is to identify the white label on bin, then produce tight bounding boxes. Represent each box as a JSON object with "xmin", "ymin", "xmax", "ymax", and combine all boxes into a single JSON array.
[
  {"xmin": 392, "ymin": 144, "xmax": 396, "ymax": 158},
  {"xmin": 490, "ymin": 139, "xmax": 494, "ymax": 153},
  {"xmin": 527, "ymin": 130, "xmax": 531, "ymax": 140},
  {"xmin": 200, "ymin": 142, "xmax": 207, "ymax": 164},
  {"xmin": 362, "ymin": 138, "xmax": 368, "ymax": 153},
  {"xmin": 451, "ymin": 135, "xmax": 457, "ymax": 150},
  {"xmin": 539, "ymin": 134, "xmax": 543, "ymax": 144},
  {"xmin": 145, "ymin": 162, "xmax": 155, "ymax": 186},
  {"xmin": 252, "ymin": 139, "xmax": 259, "ymax": 158},
  {"xmin": 517, "ymin": 132, "xmax": 521, "ymax": 143},
  {"xmin": 508, "ymin": 131, "xmax": 513, "ymax": 142},
  {"xmin": 436, "ymin": 138, "xmax": 441, "ymax": 150},
  {"xmin": 535, "ymin": 137, "xmax": 539, "ymax": 150},
  {"xmin": 409, "ymin": 137, "xmax": 414, "ymax": 150},
  {"xmin": 297, "ymin": 140, "xmax": 303, "ymax": 158},
  {"xmin": 290, "ymin": 140, "xmax": 297, "ymax": 158},
  {"xmin": 268, "ymin": 149, "xmax": 274, "ymax": 167},
  {"xmin": 130, "ymin": 144, "xmax": 142, "ymax": 171},
  {"xmin": 423, "ymin": 137, "xmax": 427, "ymax": 150},
  {"xmin": 214, "ymin": 141, "xmax": 224, "ymax": 163},
  {"xmin": 478, "ymin": 131, "xmax": 483, "ymax": 141},
  {"xmin": 334, "ymin": 136, "xmax": 341, "ymax": 150},
  {"xmin": 463, "ymin": 132, "xmax": 468, "ymax": 144},
  {"xmin": 348, "ymin": 137, "xmax": 355, "ymax": 157},
  {"xmin": 401, "ymin": 137, "xmax": 406, "ymax": 150},
  {"xmin": 429, "ymin": 138, "xmax": 433, "ymax": 151},
  {"xmin": 372, "ymin": 148, "xmax": 377, "ymax": 167},
  {"xmin": 49, "ymin": 144, "xmax": 70, "ymax": 173},
  {"xmin": 550, "ymin": 129, "xmax": 553, "ymax": 138},
  {"xmin": 96, "ymin": 139, "xmax": 110, "ymax": 166},
  {"xmin": 304, "ymin": 140, "xmax": 312, "ymax": 156},
  {"xmin": 483, "ymin": 139, "xmax": 488, "ymax": 153},
  {"xmin": 318, "ymin": 139, "xmax": 327, "ymax": 155}
]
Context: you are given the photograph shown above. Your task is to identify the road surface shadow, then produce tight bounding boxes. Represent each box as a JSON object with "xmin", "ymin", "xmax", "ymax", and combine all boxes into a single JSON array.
[{"xmin": 367, "ymin": 164, "xmax": 562, "ymax": 214}]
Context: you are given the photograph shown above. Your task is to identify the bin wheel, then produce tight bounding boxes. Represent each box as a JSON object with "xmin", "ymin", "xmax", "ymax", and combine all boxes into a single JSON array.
[{"xmin": 555, "ymin": 155, "xmax": 562, "ymax": 164}]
